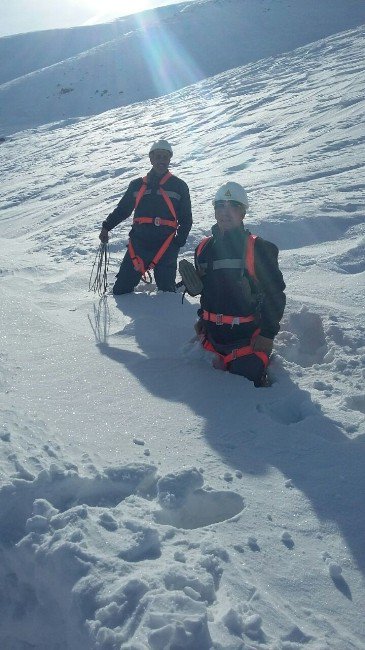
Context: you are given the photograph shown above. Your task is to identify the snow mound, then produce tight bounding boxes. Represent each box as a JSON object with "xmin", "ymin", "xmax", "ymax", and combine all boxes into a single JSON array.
[{"xmin": 0, "ymin": 464, "xmax": 244, "ymax": 648}]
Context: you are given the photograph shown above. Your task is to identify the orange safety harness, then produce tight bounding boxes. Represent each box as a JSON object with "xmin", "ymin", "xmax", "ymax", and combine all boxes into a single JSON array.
[
  {"xmin": 128, "ymin": 172, "xmax": 177, "ymax": 282},
  {"xmin": 201, "ymin": 330, "xmax": 269, "ymax": 369},
  {"xmin": 196, "ymin": 234, "xmax": 269, "ymax": 370}
]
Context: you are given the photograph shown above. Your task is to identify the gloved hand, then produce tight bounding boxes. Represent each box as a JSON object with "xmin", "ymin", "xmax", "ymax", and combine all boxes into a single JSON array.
[
  {"xmin": 179, "ymin": 259, "xmax": 203, "ymax": 297},
  {"xmin": 99, "ymin": 227, "xmax": 109, "ymax": 243},
  {"xmin": 194, "ymin": 319, "xmax": 206, "ymax": 337},
  {"xmin": 252, "ymin": 335, "xmax": 273, "ymax": 355}
]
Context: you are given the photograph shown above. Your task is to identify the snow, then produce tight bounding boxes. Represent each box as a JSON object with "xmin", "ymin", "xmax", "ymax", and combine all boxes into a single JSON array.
[
  {"xmin": 1, "ymin": 0, "xmax": 365, "ymax": 135},
  {"xmin": 1, "ymin": 0, "xmax": 365, "ymax": 648}
]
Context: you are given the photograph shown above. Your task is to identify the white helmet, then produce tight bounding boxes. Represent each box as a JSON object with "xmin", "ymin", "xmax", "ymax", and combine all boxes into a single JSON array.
[
  {"xmin": 149, "ymin": 139, "xmax": 173, "ymax": 156},
  {"xmin": 213, "ymin": 182, "xmax": 249, "ymax": 211}
]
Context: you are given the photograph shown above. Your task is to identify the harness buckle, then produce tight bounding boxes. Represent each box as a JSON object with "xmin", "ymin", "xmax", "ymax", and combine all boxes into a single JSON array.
[
  {"xmin": 231, "ymin": 349, "xmax": 238, "ymax": 360},
  {"xmin": 154, "ymin": 217, "xmax": 161, "ymax": 226},
  {"xmin": 216, "ymin": 313, "xmax": 223, "ymax": 325},
  {"xmin": 231, "ymin": 317, "xmax": 240, "ymax": 327}
]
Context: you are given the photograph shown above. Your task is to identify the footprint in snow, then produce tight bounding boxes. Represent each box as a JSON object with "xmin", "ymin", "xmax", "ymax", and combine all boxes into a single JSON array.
[
  {"xmin": 343, "ymin": 394, "xmax": 365, "ymax": 415},
  {"xmin": 256, "ymin": 394, "xmax": 317, "ymax": 425},
  {"xmin": 154, "ymin": 468, "xmax": 244, "ymax": 529}
]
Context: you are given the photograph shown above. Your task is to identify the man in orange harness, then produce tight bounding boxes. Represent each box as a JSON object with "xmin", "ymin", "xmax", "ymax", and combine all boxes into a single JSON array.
[
  {"xmin": 99, "ymin": 139, "xmax": 192, "ymax": 293},
  {"xmin": 194, "ymin": 182, "xmax": 286, "ymax": 387}
]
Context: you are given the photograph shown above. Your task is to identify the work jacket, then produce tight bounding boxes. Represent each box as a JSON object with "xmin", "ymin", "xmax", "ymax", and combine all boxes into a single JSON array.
[
  {"xmin": 102, "ymin": 169, "xmax": 192, "ymax": 254},
  {"xmin": 195, "ymin": 224, "xmax": 286, "ymax": 344}
]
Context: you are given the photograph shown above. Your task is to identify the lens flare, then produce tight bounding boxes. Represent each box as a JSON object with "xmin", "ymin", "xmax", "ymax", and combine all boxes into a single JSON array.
[{"xmin": 132, "ymin": 10, "xmax": 203, "ymax": 96}]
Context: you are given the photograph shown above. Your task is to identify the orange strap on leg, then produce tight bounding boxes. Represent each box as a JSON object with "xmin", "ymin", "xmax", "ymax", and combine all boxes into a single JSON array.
[
  {"xmin": 201, "ymin": 330, "xmax": 269, "ymax": 370},
  {"xmin": 223, "ymin": 346, "xmax": 269, "ymax": 367},
  {"xmin": 128, "ymin": 240, "xmax": 152, "ymax": 283}
]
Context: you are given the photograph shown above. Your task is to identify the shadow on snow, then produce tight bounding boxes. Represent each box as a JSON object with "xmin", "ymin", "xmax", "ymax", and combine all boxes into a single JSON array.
[{"xmin": 91, "ymin": 292, "xmax": 365, "ymax": 576}]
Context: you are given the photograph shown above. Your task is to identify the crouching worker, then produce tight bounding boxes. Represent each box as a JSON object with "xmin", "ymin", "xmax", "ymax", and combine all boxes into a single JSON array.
[
  {"xmin": 193, "ymin": 182, "xmax": 286, "ymax": 387},
  {"xmin": 99, "ymin": 139, "xmax": 192, "ymax": 294}
]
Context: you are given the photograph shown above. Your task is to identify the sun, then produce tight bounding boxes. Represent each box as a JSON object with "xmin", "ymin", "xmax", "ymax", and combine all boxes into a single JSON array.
[{"xmin": 81, "ymin": 0, "xmax": 156, "ymax": 24}]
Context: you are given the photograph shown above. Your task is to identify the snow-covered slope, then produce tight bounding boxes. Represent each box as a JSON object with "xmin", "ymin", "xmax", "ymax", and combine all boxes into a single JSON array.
[
  {"xmin": 1, "ymin": 3, "xmax": 365, "ymax": 649},
  {"xmin": 0, "ymin": 3, "xmax": 178, "ymax": 84},
  {"xmin": 1, "ymin": 0, "xmax": 365, "ymax": 135}
]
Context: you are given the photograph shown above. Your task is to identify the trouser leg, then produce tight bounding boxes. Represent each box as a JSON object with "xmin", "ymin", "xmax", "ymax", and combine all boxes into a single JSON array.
[
  {"xmin": 228, "ymin": 354, "xmax": 267, "ymax": 386},
  {"xmin": 153, "ymin": 250, "xmax": 178, "ymax": 292},
  {"xmin": 113, "ymin": 249, "xmax": 141, "ymax": 295}
]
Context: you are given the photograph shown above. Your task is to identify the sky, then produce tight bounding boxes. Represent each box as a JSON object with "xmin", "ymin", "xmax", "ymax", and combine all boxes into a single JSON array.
[{"xmin": 0, "ymin": 0, "xmax": 191, "ymax": 37}]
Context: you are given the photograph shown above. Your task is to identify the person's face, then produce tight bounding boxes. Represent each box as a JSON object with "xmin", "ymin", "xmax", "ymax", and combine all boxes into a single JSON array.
[
  {"xmin": 149, "ymin": 149, "xmax": 172, "ymax": 176},
  {"xmin": 214, "ymin": 200, "xmax": 245, "ymax": 232}
]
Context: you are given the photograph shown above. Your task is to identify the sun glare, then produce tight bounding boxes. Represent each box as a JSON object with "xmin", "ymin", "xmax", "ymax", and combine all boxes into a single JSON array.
[
  {"xmin": 133, "ymin": 9, "xmax": 203, "ymax": 96},
  {"xmin": 82, "ymin": 0, "xmax": 155, "ymax": 24},
  {"xmin": 80, "ymin": 0, "xmax": 202, "ymax": 96}
]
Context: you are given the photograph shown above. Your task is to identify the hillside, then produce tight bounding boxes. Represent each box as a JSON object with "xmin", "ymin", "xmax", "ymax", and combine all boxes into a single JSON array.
[{"xmin": 1, "ymin": 0, "xmax": 365, "ymax": 135}]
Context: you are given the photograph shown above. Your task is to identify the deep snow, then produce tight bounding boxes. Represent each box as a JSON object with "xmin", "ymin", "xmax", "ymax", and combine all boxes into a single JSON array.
[{"xmin": 0, "ymin": 0, "xmax": 365, "ymax": 648}]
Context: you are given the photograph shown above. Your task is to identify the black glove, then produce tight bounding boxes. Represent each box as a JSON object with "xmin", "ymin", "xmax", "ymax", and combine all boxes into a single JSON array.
[
  {"xmin": 252, "ymin": 335, "xmax": 273, "ymax": 355},
  {"xmin": 194, "ymin": 319, "xmax": 206, "ymax": 336},
  {"xmin": 99, "ymin": 227, "xmax": 109, "ymax": 243}
]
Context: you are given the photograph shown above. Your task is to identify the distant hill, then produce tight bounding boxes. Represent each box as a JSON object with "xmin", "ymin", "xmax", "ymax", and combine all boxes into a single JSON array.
[{"xmin": 1, "ymin": 0, "xmax": 364, "ymax": 135}]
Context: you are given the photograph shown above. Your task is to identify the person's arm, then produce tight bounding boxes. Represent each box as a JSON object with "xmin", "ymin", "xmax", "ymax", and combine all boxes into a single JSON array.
[
  {"xmin": 254, "ymin": 239, "xmax": 286, "ymax": 340},
  {"xmin": 174, "ymin": 181, "xmax": 193, "ymax": 247},
  {"xmin": 99, "ymin": 180, "xmax": 138, "ymax": 240},
  {"xmin": 193, "ymin": 244, "xmax": 206, "ymax": 333}
]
